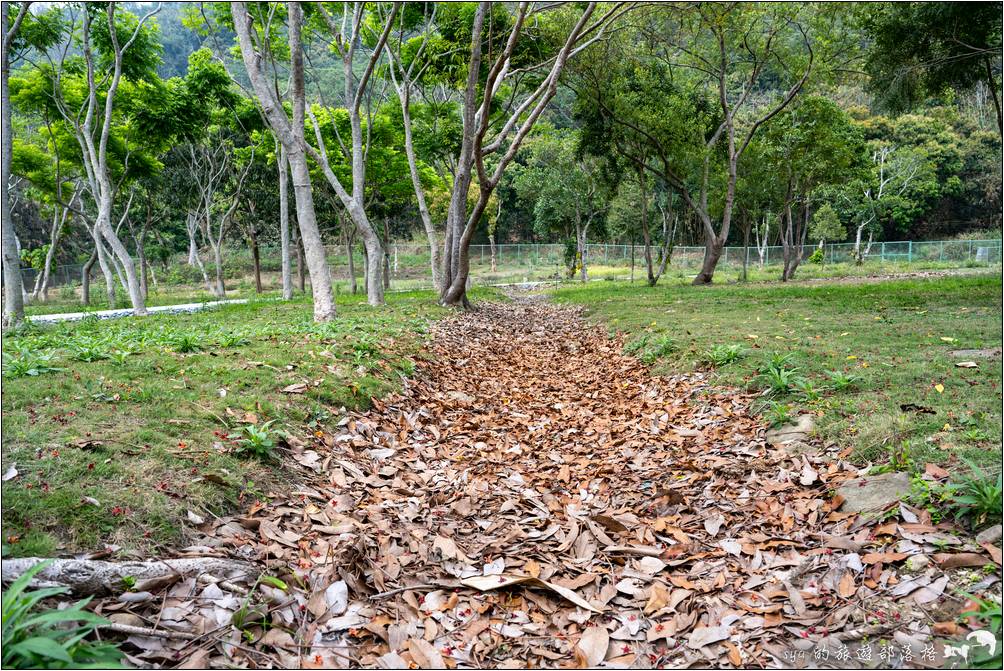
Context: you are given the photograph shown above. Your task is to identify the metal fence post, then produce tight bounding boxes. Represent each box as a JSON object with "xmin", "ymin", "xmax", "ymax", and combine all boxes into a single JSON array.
[
  {"xmin": 969, "ymin": 240, "xmax": 974, "ymax": 261},
  {"xmin": 881, "ymin": 242, "xmax": 886, "ymax": 261},
  {"xmin": 940, "ymin": 240, "xmax": 944, "ymax": 261},
  {"xmin": 908, "ymin": 241, "xmax": 913, "ymax": 263}
]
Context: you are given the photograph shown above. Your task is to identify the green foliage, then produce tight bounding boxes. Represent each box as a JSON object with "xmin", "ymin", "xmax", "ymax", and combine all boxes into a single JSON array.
[
  {"xmin": 808, "ymin": 249, "xmax": 824, "ymax": 264},
  {"xmin": 824, "ymin": 369, "xmax": 860, "ymax": 391},
  {"xmin": 763, "ymin": 401, "xmax": 795, "ymax": 429},
  {"xmin": 757, "ymin": 358, "xmax": 804, "ymax": 395},
  {"xmin": 622, "ymin": 333, "xmax": 676, "ymax": 364},
  {"xmin": 67, "ymin": 339, "xmax": 111, "ymax": 363},
  {"xmin": 941, "ymin": 459, "xmax": 1003, "ymax": 528},
  {"xmin": 864, "ymin": 3, "xmax": 1003, "ymax": 113},
  {"xmin": 2, "ymin": 347, "xmax": 62, "ymax": 379},
  {"xmin": 1, "ymin": 560, "xmax": 124, "ymax": 669},
  {"xmin": 170, "ymin": 333, "xmax": 202, "ymax": 353},
  {"xmin": 234, "ymin": 421, "xmax": 279, "ymax": 461},
  {"xmin": 809, "ymin": 203, "xmax": 846, "ymax": 244},
  {"xmin": 701, "ymin": 344, "xmax": 746, "ymax": 368}
]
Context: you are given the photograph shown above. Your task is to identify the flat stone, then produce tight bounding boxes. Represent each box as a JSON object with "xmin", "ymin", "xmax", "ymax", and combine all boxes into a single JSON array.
[
  {"xmin": 765, "ymin": 414, "xmax": 815, "ymax": 446},
  {"xmin": 447, "ymin": 391, "xmax": 476, "ymax": 404},
  {"xmin": 905, "ymin": 554, "xmax": 930, "ymax": 572},
  {"xmin": 837, "ymin": 472, "xmax": 912, "ymax": 513},
  {"xmin": 976, "ymin": 524, "xmax": 1003, "ymax": 545},
  {"xmin": 949, "ymin": 348, "xmax": 1001, "ymax": 359}
]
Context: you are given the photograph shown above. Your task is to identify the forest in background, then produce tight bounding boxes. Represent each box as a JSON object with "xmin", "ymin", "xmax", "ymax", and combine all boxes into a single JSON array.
[{"xmin": 2, "ymin": 1, "xmax": 1002, "ymax": 326}]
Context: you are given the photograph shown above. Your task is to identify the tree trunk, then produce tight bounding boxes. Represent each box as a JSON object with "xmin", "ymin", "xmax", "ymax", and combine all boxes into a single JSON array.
[
  {"xmin": 577, "ymin": 223, "xmax": 589, "ymax": 282},
  {"xmin": 137, "ymin": 219, "xmax": 149, "ymax": 300},
  {"xmin": 81, "ymin": 249, "xmax": 97, "ymax": 306},
  {"xmin": 693, "ymin": 236, "xmax": 723, "ymax": 286},
  {"xmin": 250, "ymin": 232, "xmax": 262, "ymax": 294},
  {"xmin": 294, "ymin": 229, "xmax": 306, "ymax": 293},
  {"xmin": 382, "ymin": 220, "xmax": 391, "ymax": 291},
  {"xmin": 35, "ymin": 203, "xmax": 69, "ymax": 302},
  {"xmin": 394, "ymin": 82, "xmax": 442, "ymax": 291},
  {"xmin": 638, "ymin": 171, "xmax": 657, "ymax": 287},
  {"xmin": 741, "ymin": 217, "xmax": 750, "ymax": 282},
  {"xmin": 345, "ymin": 228, "xmax": 357, "ymax": 295},
  {"xmin": 489, "ymin": 234, "xmax": 497, "ymax": 273},
  {"xmin": 187, "ymin": 234, "xmax": 198, "ymax": 266},
  {"xmin": 92, "ymin": 231, "xmax": 116, "ymax": 308},
  {"xmin": 278, "ymin": 143, "xmax": 293, "ymax": 300},
  {"xmin": 232, "ymin": 0, "xmax": 333, "ymax": 320},
  {"xmin": 1, "ymin": 2, "xmax": 25, "ymax": 330},
  {"xmin": 288, "ymin": 152, "xmax": 335, "ymax": 320}
]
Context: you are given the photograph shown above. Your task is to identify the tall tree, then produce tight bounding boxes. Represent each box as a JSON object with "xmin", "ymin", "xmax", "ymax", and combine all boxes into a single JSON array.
[
  {"xmin": 45, "ymin": 2, "xmax": 164, "ymax": 315},
  {"xmin": 434, "ymin": 2, "xmax": 627, "ymax": 306},
  {"xmin": 2, "ymin": 2, "xmax": 33, "ymax": 330},
  {"xmin": 231, "ymin": 1, "xmax": 336, "ymax": 321}
]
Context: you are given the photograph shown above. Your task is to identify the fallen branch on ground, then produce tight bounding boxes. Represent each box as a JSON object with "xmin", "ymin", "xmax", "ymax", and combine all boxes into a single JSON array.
[{"xmin": 1, "ymin": 557, "xmax": 254, "ymax": 595}]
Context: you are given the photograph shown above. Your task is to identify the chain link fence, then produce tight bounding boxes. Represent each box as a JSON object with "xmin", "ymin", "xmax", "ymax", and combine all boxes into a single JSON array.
[{"xmin": 16, "ymin": 238, "xmax": 1002, "ymax": 297}]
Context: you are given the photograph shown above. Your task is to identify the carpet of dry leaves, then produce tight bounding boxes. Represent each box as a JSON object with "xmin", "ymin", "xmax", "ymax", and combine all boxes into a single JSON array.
[{"xmin": 105, "ymin": 295, "xmax": 1001, "ymax": 668}]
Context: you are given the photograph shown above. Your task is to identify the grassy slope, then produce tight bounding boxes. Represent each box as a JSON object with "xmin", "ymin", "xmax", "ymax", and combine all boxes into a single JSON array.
[
  {"xmin": 1, "ymin": 290, "xmax": 471, "ymax": 557},
  {"xmin": 554, "ymin": 274, "xmax": 1003, "ymax": 473}
]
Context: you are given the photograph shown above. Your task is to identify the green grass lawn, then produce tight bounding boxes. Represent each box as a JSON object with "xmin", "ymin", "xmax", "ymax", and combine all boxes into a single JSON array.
[
  {"xmin": 553, "ymin": 274, "xmax": 1003, "ymax": 475},
  {"xmin": 1, "ymin": 289, "xmax": 469, "ymax": 558}
]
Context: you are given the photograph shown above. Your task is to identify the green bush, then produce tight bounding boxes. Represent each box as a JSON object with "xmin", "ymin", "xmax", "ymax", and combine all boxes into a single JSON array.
[{"xmin": 2, "ymin": 560, "xmax": 124, "ymax": 669}]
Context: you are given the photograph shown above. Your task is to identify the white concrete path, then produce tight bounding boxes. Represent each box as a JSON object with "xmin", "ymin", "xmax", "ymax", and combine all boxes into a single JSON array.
[{"xmin": 28, "ymin": 299, "xmax": 249, "ymax": 324}]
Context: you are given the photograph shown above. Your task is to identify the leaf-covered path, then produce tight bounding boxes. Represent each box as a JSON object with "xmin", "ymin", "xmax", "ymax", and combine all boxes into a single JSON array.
[{"xmin": 114, "ymin": 295, "xmax": 999, "ymax": 668}]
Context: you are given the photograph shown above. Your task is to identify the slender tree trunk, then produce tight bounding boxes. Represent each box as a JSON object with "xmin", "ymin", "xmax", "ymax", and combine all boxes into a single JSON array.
[
  {"xmin": 985, "ymin": 56, "xmax": 1003, "ymax": 138},
  {"xmin": 1, "ymin": 2, "xmax": 25, "ymax": 330},
  {"xmin": 741, "ymin": 217, "xmax": 750, "ymax": 282},
  {"xmin": 249, "ymin": 231, "xmax": 262, "ymax": 294},
  {"xmin": 345, "ymin": 228, "xmax": 357, "ymax": 295},
  {"xmin": 294, "ymin": 229, "xmax": 306, "ymax": 293},
  {"xmin": 577, "ymin": 223, "xmax": 589, "ymax": 282},
  {"xmin": 382, "ymin": 220, "xmax": 391, "ymax": 291},
  {"xmin": 81, "ymin": 249, "xmax": 96, "ymax": 306},
  {"xmin": 35, "ymin": 203, "xmax": 70, "ymax": 302},
  {"xmin": 638, "ymin": 171, "xmax": 658, "ymax": 286},
  {"xmin": 394, "ymin": 82, "xmax": 442, "ymax": 291},
  {"xmin": 489, "ymin": 234, "xmax": 497, "ymax": 273},
  {"xmin": 187, "ymin": 235, "xmax": 198, "ymax": 265},
  {"xmin": 278, "ymin": 145, "xmax": 293, "ymax": 300}
]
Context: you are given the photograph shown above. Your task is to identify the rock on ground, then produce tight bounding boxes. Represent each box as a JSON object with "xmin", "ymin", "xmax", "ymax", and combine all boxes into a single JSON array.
[{"xmin": 836, "ymin": 471, "xmax": 913, "ymax": 513}]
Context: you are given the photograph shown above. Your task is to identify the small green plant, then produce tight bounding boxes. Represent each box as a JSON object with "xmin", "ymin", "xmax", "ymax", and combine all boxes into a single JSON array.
[
  {"xmin": 67, "ymin": 340, "xmax": 110, "ymax": 363},
  {"xmin": 218, "ymin": 331, "xmax": 251, "ymax": 348},
  {"xmin": 234, "ymin": 420, "xmax": 279, "ymax": 461},
  {"xmin": 108, "ymin": 349, "xmax": 136, "ymax": 366},
  {"xmin": 808, "ymin": 248, "xmax": 824, "ymax": 264},
  {"xmin": 758, "ymin": 361, "xmax": 803, "ymax": 395},
  {"xmin": 2, "ymin": 349, "xmax": 62, "ymax": 379},
  {"xmin": 793, "ymin": 378, "xmax": 821, "ymax": 401},
  {"xmin": 170, "ymin": 333, "xmax": 202, "ymax": 353},
  {"xmin": 623, "ymin": 333, "xmax": 676, "ymax": 364},
  {"xmin": 824, "ymin": 369, "xmax": 860, "ymax": 391},
  {"xmin": 763, "ymin": 401, "xmax": 794, "ymax": 428},
  {"xmin": 941, "ymin": 459, "xmax": 1003, "ymax": 528},
  {"xmin": 702, "ymin": 343, "xmax": 745, "ymax": 367},
  {"xmin": 1, "ymin": 560, "xmax": 124, "ymax": 669}
]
